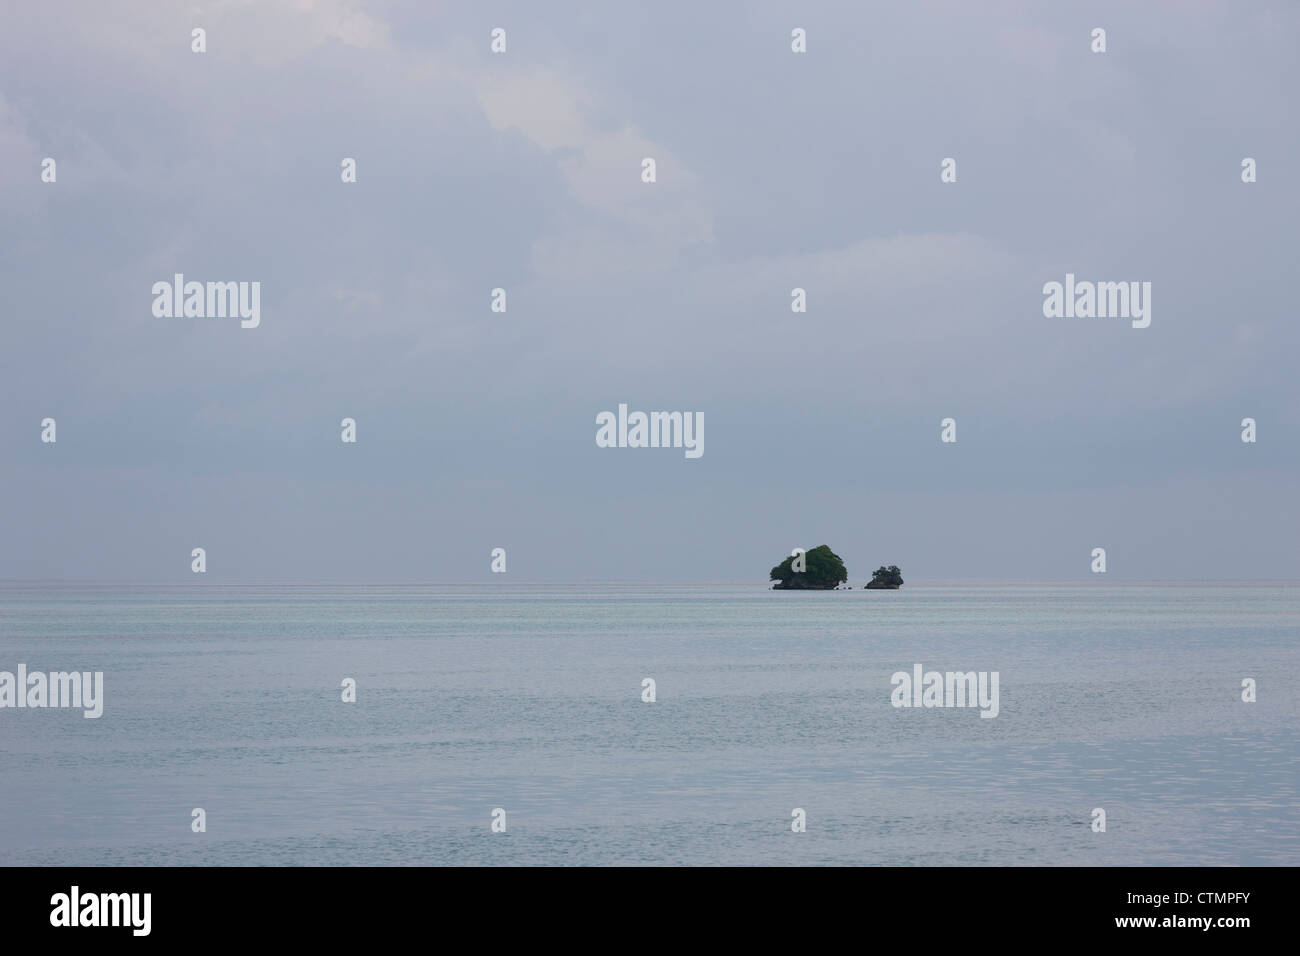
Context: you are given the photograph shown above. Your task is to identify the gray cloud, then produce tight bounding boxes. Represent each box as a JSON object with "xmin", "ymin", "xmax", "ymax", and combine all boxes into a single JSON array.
[{"xmin": 1, "ymin": 0, "xmax": 1296, "ymax": 582}]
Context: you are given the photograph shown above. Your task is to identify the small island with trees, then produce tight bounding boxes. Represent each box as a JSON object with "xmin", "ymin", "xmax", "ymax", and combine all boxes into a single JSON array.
[
  {"xmin": 769, "ymin": 545, "xmax": 848, "ymax": 589},
  {"xmin": 769, "ymin": 547, "xmax": 903, "ymax": 590},
  {"xmin": 865, "ymin": 565, "xmax": 904, "ymax": 589}
]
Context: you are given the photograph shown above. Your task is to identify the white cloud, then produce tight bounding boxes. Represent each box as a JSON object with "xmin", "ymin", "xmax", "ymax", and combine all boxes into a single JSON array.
[{"xmin": 478, "ymin": 68, "xmax": 715, "ymax": 271}]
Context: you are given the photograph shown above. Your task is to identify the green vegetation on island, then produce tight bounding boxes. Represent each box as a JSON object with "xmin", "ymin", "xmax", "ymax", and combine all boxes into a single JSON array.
[
  {"xmin": 769, "ymin": 544, "xmax": 848, "ymax": 589},
  {"xmin": 866, "ymin": 565, "xmax": 904, "ymax": 589},
  {"xmin": 767, "ymin": 549, "xmax": 904, "ymax": 590}
]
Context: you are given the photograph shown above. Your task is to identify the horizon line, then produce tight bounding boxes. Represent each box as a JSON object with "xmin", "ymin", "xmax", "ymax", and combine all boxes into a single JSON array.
[{"xmin": 2, "ymin": 578, "xmax": 1299, "ymax": 587}]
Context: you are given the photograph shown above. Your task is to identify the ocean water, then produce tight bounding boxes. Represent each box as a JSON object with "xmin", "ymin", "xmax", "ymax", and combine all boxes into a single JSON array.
[{"xmin": 0, "ymin": 583, "xmax": 1296, "ymax": 866}]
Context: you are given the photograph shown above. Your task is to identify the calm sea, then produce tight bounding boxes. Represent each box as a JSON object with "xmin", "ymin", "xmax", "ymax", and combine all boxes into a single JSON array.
[{"xmin": 1, "ymin": 583, "xmax": 1296, "ymax": 865}]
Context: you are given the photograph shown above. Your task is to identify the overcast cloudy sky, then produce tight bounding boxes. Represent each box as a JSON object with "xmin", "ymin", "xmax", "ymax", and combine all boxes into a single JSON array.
[{"xmin": 1, "ymin": 0, "xmax": 1296, "ymax": 582}]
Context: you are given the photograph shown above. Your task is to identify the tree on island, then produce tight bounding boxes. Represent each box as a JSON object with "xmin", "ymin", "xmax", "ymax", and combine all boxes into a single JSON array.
[
  {"xmin": 770, "ymin": 545, "xmax": 848, "ymax": 589},
  {"xmin": 866, "ymin": 565, "xmax": 904, "ymax": 589}
]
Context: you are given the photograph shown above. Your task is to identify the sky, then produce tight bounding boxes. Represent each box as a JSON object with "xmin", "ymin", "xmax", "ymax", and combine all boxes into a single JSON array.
[{"xmin": 1, "ymin": 0, "xmax": 1297, "ymax": 583}]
